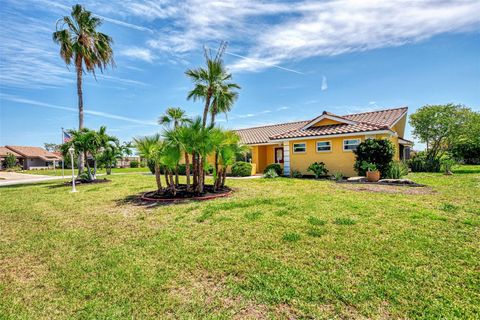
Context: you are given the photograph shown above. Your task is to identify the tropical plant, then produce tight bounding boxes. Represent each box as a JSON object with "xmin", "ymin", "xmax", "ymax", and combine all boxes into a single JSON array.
[
  {"xmin": 291, "ymin": 170, "xmax": 303, "ymax": 178},
  {"xmin": 186, "ymin": 43, "xmax": 240, "ymax": 127},
  {"xmin": 360, "ymin": 161, "xmax": 377, "ymax": 172},
  {"xmin": 264, "ymin": 163, "xmax": 282, "ymax": 176},
  {"xmin": 386, "ymin": 161, "xmax": 409, "ymax": 179},
  {"xmin": 353, "ymin": 139, "xmax": 394, "ymax": 177},
  {"xmin": 5, "ymin": 153, "xmax": 17, "ymax": 169},
  {"xmin": 129, "ymin": 160, "xmax": 139, "ymax": 168},
  {"xmin": 53, "ymin": 4, "xmax": 114, "ymax": 173},
  {"xmin": 134, "ymin": 134, "xmax": 164, "ymax": 193},
  {"xmin": 158, "ymin": 107, "xmax": 191, "ymax": 128},
  {"xmin": 231, "ymin": 161, "xmax": 252, "ymax": 177},
  {"xmin": 98, "ymin": 141, "xmax": 122, "ymax": 174},
  {"xmin": 441, "ymin": 158, "xmax": 456, "ymax": 175},
  {"xmin": 307, "ymin": 162, "xmax": 329, "ymax": 178},
  {"xmin": 263, "ymin": 168, "xmax": 278, "ymax": 178},
  {"xmin": 333, "ymin": 172, "xmax": 344, "ymax": 181}
]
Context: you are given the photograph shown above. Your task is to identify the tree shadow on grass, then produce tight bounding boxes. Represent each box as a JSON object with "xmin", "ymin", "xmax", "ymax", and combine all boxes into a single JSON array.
[{"xmin": 114, "ymin": 193, "xmax": 170, "ymax": 209}]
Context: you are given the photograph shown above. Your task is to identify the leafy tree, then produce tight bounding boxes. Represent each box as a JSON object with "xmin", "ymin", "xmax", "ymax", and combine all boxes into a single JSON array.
[
  {"xmin": 450, "ymin": 110, "xmax": 480, "ymax": 164},
  {"xmin": 53, "ymin": 4, "xmax": 114, "ymax": 173},
  {"xmin": 353, "ymin": 139, "xmax": 395, "ymax": 177},
  {"xmin": 44, "ymin": 143, "xmax": 60, "ymax": 152},
  {"xmin": 409, "ymin": 104, "xmax": 470, "ymax": 161},
  {"xmin": 5, "ymin": 153, "xmax": 17, "ymax": 169}
]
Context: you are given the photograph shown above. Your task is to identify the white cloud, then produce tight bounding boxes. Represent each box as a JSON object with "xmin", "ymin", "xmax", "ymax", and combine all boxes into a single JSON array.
[
  {"xmin": 1, "ymin": 94, "xmax": 157, "ymax": 126},
  {"xmin": 321, "ymin": 76, "xmax": 328, "ymax": 91},
  {"xmin": 120, "ymin": 47, "xmax": 156, "ymax": 62}
]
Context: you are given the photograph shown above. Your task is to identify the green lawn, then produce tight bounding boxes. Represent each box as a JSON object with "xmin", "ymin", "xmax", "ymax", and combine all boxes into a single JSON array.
[
  {"xmin": 1, "ymin": 166, "xmax": 479, "ymax": 319},
  {"xmin": 21, "ymin": 167, "xmax": 150, "ymax": 176}
]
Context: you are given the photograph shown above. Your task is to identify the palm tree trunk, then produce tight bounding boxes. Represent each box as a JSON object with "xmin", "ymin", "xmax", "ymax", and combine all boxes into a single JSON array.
[
  {"xmin": 84, "ymin": 151, "xmax": 92, "ymax": 181},
  {"xmin": 221, "ymin": 167, "xmax": 227, "ymax": 188},
  {"xmin": 169, "ymin": 169, "xmax": 176, "ymax": 196},
  {"xmin": 185, "ymin": 153, "xmax": 191, "ymax": 191},
  {"xmin": 192, "ymin": 152, "xmax": 197, "ymax": 188},
  {"xmin": 76, "ymin": 56, "xmax": 84, "ymax": 175},
  {"xmin": 154, "ymin": 163, "xmax": 162, "ymax": 192},
  {"xmin": 202, "ymin": 91, "xmax": 212, "ymax": 128},
  {"xmin": 213, "ymin": 151, "xmax": 219, "ymax": 191},
  {"xmin": 174, "ymin": 166, "xmax": 179, "ymax": 186},
  {"xmin": 164, "ymin": 166, "xmax": 169, "ymax": 188},
  {"xmin": 210, "ymin": 100, "xmax": 217, "ymax": 127}
]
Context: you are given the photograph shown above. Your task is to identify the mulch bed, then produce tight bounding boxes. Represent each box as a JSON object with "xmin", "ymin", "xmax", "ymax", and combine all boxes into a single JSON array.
[
  {"xmin": 336, "ymin": 180, "xmax": 425, "ymax": 187},
  {"xmin": 141, "ymin": 184, "xmax": 232, "ymax": 203}
]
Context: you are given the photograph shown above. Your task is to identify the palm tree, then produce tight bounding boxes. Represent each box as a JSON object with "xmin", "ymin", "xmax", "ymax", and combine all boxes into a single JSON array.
[
  {"xmin": 134, "ymin": 135, "xmax": 164, "ymax": 193},
  {"xmin": 158, "ymin": 107, "xmax": 191, "ymax": 128},
  {"xmin": 53, "ymin": 4, "xmax": 114, "ymax": 173},
  {"xmin": 210, "ymin": 81, "xmax": 240, "ymax": 126},
  {"xmin": 186, "ymin": 46, "xmax": 239, "ymax": 128}
]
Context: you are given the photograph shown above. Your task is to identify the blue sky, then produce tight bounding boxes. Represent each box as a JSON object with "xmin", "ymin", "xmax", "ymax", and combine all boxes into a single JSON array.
[{"xmin": 1, "ymin": 0, "xmax": 479, "ymax": 150}]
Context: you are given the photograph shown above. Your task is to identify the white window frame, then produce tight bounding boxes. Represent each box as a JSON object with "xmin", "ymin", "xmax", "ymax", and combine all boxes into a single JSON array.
[
  {"xmin": 293, "ymin": 142, "xmax": 307, "ymax": 153},
  {"xmin": 343, "ymin": 139, "xmax": 360, "ymax": 152},
  {"xmin": 316, "ymin": 140, "xmax": 332, "ymax": 153}
]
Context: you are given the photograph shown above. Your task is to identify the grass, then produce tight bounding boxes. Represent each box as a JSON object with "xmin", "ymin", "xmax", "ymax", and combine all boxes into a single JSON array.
[
  {"xmin": 21, "ymin": 167, "xmax": 150, "ymax": 176},
  {"xmin": 0, "ymin": 165, "xmax": 479, "ymax": 319}
]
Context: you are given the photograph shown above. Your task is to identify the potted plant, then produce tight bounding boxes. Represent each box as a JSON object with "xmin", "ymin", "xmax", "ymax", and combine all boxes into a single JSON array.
[{"xmin": 361, "ymin": 161, "xmax": 380, "ymax": 182}]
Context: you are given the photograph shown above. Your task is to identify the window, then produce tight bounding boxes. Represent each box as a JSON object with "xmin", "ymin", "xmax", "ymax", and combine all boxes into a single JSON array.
[
  {"xmin": 343, "ymin": 139, "xmax": 360, "ymax": 151},
  {"xmin": 316, "ymin": 141, "xmax": 331, "ymax": 152},
  {"xmin": 293, "ymin": 143, "xmax": 306, "ymax": 153}
]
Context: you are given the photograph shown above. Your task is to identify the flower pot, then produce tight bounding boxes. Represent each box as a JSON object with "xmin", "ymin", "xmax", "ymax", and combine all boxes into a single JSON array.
[{"xmin": 366, "ymin": 170, "xmax": 380, "ymax": 182}]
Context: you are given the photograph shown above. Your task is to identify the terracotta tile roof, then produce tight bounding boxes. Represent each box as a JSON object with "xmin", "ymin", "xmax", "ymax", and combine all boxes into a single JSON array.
[
  {"xmin": 0, "ymin": 147, "xmax": 21, "ymax": 158},
  {"xmin": 236, "ymin": 120, "xmax": 308, "ymax": 144},
  {"xmin": 235, "ymin": 107, "xmax": 407, "ymax": 144},
  {"xmin": 5, "ymin": 146, "xmax": 62, "ymax": 161}
]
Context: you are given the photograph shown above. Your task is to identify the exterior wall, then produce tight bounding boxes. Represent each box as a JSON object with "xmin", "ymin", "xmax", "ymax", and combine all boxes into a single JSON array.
[
  {"xmin": 287, "ymin": 133, "xmax": 398, "ymax": 177},
  {"xmin": 25, "ymin": 158, "xmax": 47, "ymax": 169},
  {"xmin": 251, "ymin": 144, "xmax": 282, "ymax": 174}
]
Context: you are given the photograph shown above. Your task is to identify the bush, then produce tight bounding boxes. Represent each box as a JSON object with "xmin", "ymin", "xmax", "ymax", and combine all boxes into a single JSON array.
[
  {"xmin": 408, "ymin": 152, "xmax": 441, "ymax": 172},
  {"xmin": 130, "ymin": 160, "xmax": 139, "ymax": 168},
  {"xmin": 332, "ymin": 172, "xmax": 343, "ymax": 181},
  {"xmin": 353, "ymin": 139, "xmax": 395, "ymax": 177},
  {"xmin": 386, "ymin": 161, "xmax": 409, "ymax": 179},
  {"xmin": 307, "ymin": 162, "xmax": 329, "ymax": 178},
  {"xmin": 441, "ymin": 158, "xmax": 456, "ymax": 175},
  {"xmin": 291, "ymin": 169, "xmax": 303, "ymax": 178},
  {"xmin": 263, "ymin": 168, "xmax": 278, "ymax": 178},
  {"xmin": 5, "ymin": 153, "xmax": 17, "ymax": 168},
  {"xmin": 231, "ymin": 161, "xmax": 252, "ymax": 177},
  {"xmin": 264, "ymin": 163, "xmax": 282, "ymax": 176},
  {"xmin": 451, "ymin": 142, "xmax": 480, "ymax": 164},
  {"xmin": 360, "ymin": 161, "xmax": 377, "ymax": 172}
]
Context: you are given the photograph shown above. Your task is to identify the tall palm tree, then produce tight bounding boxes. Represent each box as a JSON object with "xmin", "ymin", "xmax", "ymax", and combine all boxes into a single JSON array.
[
  {"xmin": 158, "ymin": 107, "xmax": 191, "ymax": 128},
  {"xmin": 186, "ymin": 48, "xmax": 238, "ymax": 128},
  {"xmin": 210, "ymin": 81, "xmax": 240, "ymax": 126},
  {"xmin": 53, "ymin": 4, "xmax": 114, "ymax": 172}
]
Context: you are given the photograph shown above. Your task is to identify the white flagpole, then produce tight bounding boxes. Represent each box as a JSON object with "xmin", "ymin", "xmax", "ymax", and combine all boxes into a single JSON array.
[{"xmin": 61, "ymin": 127, "xmax": 65, "ymax": 179}]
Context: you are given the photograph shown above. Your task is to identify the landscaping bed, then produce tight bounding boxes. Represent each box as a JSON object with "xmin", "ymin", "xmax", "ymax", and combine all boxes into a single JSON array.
[
  {"xmin": 338, "ymin": 177, "xmax": 425, "ymax": 187},
  {"xmin": 141, "ymin": 184, "xmax": 232, "ymax": 202},
  {"xmin": 63, "ymin": 178, "xmax": 111, "ymax": 186}
]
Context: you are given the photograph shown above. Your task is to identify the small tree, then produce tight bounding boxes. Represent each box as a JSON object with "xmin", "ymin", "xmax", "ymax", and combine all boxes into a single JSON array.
[
  {"xmin": 5, "ymin": 153, "xmax": 17, "ymax": 169},
  {"xmin": 409, "ymin": 104, "xmax": 470, "ymax": 161},
  {"xmin": 353, "ymin": 139, "xmax": 395, "ymax": 177}
]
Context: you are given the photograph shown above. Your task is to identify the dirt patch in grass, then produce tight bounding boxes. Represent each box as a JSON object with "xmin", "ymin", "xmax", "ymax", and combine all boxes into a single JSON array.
[
  {"xmin": 142, "ymin": 185, "xmax": 232, "ymax": 203},
  {"xmin": 336, "ymin": 183, "xmax": 435, "ymax": 195}
]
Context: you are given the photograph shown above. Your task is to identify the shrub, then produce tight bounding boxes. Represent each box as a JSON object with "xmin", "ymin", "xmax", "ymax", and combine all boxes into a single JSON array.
[
  {"xmin": 353, "ymin": 139, "xmax": 395, "ymax": 177},
  {"xmin": 291, "ymin": 169, "xmax": 303, "ymax": 178},
  {"xmin": 408, "ymin": 152, "xmax": 441, "ymax": 172},
  {"xmin": 263, "ymin": 168, "xmax": 278, "ymax": 178},
  {"xmin": 333, "ymin": 172, "xmax": 344, "ymax": 181},
  {"xmin": 360, "ymin": 161, "xmax": 377, "ymax": 172},
  {"xmin": 386, "ymin": 161, "xmax": 409, "ymax": 179},
  {"xmin": 5, "ymin": 153, "xmax": 17, "ymax": 168},
  {"xmin": 451, "ymin": 142, "xmax": 480, "ymax": 164},
  {"xmin": 130, "ymin": 160, "xmax": 139, "ymax": 168},
  {"xmin": 264, "ymin": 163, "xmax": 283, "ymax": 176},
  {"xmin": 441, "ymin": 158, "xmax": 456, "ymax": 175},
  {"xmin": 231, "ymin": 161, "xmax": 252, "ymax": 177},
  {"xmin": 307, "ymin": 162, "xmax": 329, "ymax": 178}
]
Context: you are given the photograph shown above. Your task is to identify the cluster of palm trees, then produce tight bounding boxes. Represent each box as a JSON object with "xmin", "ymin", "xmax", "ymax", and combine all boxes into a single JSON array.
[
  {"xmin": 61, "ymin": 126, "xmax": 127, "ymax": 181},
  {"xmin": 135, "ymin": 108, "xmax": 247, "ymax": 196}
]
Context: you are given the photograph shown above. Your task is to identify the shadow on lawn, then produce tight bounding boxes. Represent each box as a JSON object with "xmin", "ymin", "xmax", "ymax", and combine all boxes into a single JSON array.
[{"xmin": 115, "ymin": 193, "xmax": 168, "ymax": 209}]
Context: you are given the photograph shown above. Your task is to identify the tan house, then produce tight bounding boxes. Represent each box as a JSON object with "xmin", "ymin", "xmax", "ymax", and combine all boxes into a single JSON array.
[
  {"xmin": 236, "ymin": 107, "xmax": 412, "ymax": 177},
  {"xmin": 0, "ymin": 146, "xmax": 62, "ymax": 170}
]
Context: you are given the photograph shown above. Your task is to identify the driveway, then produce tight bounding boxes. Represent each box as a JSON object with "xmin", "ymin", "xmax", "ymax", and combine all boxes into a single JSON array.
[{"xmin": 0, "ymin": 172, "xmax": 65, "ymax": 187}]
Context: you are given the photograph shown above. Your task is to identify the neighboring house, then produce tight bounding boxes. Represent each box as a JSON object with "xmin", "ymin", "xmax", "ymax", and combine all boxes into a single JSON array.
[
  {"xmin": 0, "ymin": 146, "xmax": 62, "ymax": 170},
  {"xmin": 236, "ymin": 107, "xmax": 412, "ymax": 177},
  {"xmin": 118, "ymin": 156, "xmax": 141, "ymax": 168}
]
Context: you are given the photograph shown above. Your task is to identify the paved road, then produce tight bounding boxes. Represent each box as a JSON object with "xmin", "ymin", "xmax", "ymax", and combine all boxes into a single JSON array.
[{"xmin": 0, "ymin": 172, "xmax": 66, "ymax": 187}]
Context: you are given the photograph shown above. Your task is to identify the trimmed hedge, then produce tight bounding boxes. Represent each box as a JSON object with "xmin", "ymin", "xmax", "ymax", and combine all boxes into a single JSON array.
[{"xmin": 231, "ymin": 161, "xmax": 252, "ymax": 177}]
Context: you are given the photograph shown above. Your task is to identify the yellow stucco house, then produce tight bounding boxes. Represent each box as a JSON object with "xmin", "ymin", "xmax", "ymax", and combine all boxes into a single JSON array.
[{"xmin": 235, "ymin": 107, "xmax": 412, "ymax": 177}]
